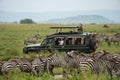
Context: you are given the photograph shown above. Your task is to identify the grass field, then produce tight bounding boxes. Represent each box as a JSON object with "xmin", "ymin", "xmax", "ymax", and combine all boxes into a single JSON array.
[{"xmin": 0, "ymin": 24, "xmax": 120, "ymax": 80}]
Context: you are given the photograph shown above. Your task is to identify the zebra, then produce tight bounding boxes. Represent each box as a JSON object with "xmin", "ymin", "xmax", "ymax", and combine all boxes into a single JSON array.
[
  {"xmin": 105, "ymin": 36, "xmax": 120, "ymax": 46},
  {"xmin": 95, "ymin": 34, "xmax": 108, "ymax": 45},
  {"xmin": 46, "ymin": 53, "xmax": 64, "ymax": 76},
  {"xmin": 114, "ymin": 33, "xmax": 120, "ymax": 38},
  {"xmin": 103, "ymin": 24, "xmax": 109, "ymax": 28},
  {"xmin": 1, "ymin": 59, "xmax": 20, "ymax": 74},
  {"xmin": 0, "ymin": 61, "xmax": 5, "ymax": 75},
  {"xmin": 79, "ymin": 56, "xmax": 114, "ymax": 78},
  {"xmin": 66, "ymin": 50, "xmax": 115, "ymax": 78},
  {"xmin": 18, "ymin": 58, "xmax": 32, "ymax": 73},
  {"xmin": 112, "ymin": 53, "xmax": 120, "ymax": 77},
  {"xmin": 24, "ymin": 34, "xmax": 41, "ymax": 45},
  {"xmin": 90, "ymin": 50, "xmax": 120, "ymax": 78},
  {"xmin": 31, "ymin": 57, "xmax": 47, "ymax": 76},
  {"xmin": 64, "ymin": 51, "xmax": 83, "ymax": 73}
]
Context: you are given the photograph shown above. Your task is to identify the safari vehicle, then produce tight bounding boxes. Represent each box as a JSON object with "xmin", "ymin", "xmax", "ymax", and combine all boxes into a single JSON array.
[{"xmin": 23, "ymin": 26, "xmax": 98, "ymax": 53}]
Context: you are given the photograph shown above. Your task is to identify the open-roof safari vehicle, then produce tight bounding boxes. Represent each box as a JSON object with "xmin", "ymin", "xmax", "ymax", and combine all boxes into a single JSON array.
[{"xmin": 23, "ymin": 26, "xmax": 98, "ymax": 53}]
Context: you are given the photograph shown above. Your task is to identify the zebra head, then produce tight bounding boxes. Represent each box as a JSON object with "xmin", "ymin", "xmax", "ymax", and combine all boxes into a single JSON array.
[{"xmin": 34, "ymin": 34, "xmax": 41, "ymax": 40}]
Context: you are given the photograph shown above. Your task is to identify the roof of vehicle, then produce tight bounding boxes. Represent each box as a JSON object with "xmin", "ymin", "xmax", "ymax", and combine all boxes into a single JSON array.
[
  {"xmin": 45, "ymin": 26, "xmax": 94, "ymax": 38},
  {"xmin": 46, "ymin": 32, "xmax": 93, "ymax": 38}
]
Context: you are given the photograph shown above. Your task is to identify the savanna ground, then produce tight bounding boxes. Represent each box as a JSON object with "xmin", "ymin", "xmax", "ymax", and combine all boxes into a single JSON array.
[{"xmin": 0, "ymin": 24, "xmax": 120, "ymax": 80}]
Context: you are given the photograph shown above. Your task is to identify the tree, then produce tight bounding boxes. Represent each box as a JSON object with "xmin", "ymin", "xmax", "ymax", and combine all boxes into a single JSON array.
[{"xmin": 20, "ymin": 18, "xmax": 35, "ymax": 24}]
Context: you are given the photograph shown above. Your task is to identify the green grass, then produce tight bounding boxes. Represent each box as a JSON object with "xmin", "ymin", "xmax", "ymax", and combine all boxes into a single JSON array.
[{"xmin": 0, "ymin": 24, "xmax": 120, "ymax": 80}]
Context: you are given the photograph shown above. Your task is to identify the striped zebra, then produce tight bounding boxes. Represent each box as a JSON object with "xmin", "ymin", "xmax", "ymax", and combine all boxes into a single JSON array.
[
  {"xmin": 46, "ymin": 53, "xmax": 63, "ymax": 76},
  {"xmin": 85, "ymin": 50, "xmax": 119, "ymax": 78},
  {"xmin": 31, "ymin": 57, "xmax": 47, "ymax": 76},
  {"xmin": 112, "ymin": 53, "xmax": 120, "ymax": 77},
  {"xmin": 19, "ymin": 58, "xmax": 32, "ymax": 73},
  {"xmin": 66, "ymin": 50, "xmax": 115, "ymax": 78},
  {"xmin": 24, "ymin": 34, "xmax": 41, "ymax": 45},
  {"xmin": 46, "ymin": 52, "xmax": 74, "ymax": 77},
  {"xmin": 105, "ymin": 36, "xmax": 120, "ymax": 46},
  {"xmin": 1, "ymin": 59, "xmax": 20, "ymax": 74},
  {"xmin": 63, "ymin": 51, "xmax": 85, "ymax": 74},
  {"xmin": 0, "ymin": 61, "xmax": 5, "ymax": 75},
  {"xmin": 65, "ymin": 51, "xmax": 95, "ymax": 74}
]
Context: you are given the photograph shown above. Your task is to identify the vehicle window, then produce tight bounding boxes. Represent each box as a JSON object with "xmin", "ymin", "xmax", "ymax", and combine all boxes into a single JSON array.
[
  {"xmin": 41, "ymin": 39, "xmax": 47, "ymax": 46},
  {"xmin": 47, "ymin": 38, "xmax": 53, "ymax": 46},
  {"xmin": 41, "ymin": 38, "xmax": 53, "ymax": 46},
  {"xmin": 66, "ymin": 37, "xmax": 86, "ymax": 45},
  {"xmin": 55, "ymin": 37, "xmax": 65, "ymax": 46},
  {"xmin": 75, "ymin": 37, "xmax": 86, "ymax": 45},
  {"xmin": 66, "ymin": 38, "xmax": 75, "ymax": 45}
]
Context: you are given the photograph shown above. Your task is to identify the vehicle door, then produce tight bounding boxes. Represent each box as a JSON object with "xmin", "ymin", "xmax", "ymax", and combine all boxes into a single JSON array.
[{"xmin": 41, "ymin": 38, "xmax": 54, "ymax": 49}]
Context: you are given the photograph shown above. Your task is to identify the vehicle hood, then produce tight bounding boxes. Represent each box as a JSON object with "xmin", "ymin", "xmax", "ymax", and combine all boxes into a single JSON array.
[{"xmin": 26, "ymin": 43, "xmax": 41, "ymax": 47}]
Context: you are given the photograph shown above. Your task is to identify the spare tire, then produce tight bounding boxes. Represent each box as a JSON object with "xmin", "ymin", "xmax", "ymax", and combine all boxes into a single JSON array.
[{"xmin": 90, "ymin": 40, "xmax": 98, "ymax": 51}]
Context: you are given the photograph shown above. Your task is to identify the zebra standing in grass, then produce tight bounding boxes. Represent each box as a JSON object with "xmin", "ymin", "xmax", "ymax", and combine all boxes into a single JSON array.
[
  {"xmin": 0, "ymin": 61, "xmax": 5, "ymax": 74},
  {"xmin": 24, "ymin": 34, "xmax": 41, "ymax": 45},
  {"xmin": 31, "ymin": 57, "xmax": 47, "ymax": 76},
  {"xmin": 112, "ymin": 53, "xmax": 120, "ymax": 77},
  {"xmin": 19, "ymin": 58, "xmax": 32, "ymax": 73},
  {"xmin": 105, "ymin": 36, "xmax": 120, "ymax": 46},
  {"xmin": 63, "ymin": 51, "xmax": 86, "ymax": 74},
  {"xmin": 66, "ymin": 50, "xmax": 115, "ymax": 78},
  {"xmin": 46, "ymin": 52, "xmax": 72, "ymax": 77},
  {"xmin": 1, "ymin": 58, "xmax": 20, "ymax": 74},
  {"xmin": 46, "ymin": 53, "xmax": 63, "ymax": 76},
  {"xmin": 88, "ymin": 50, "xmax": 119, "ymax": 78}
]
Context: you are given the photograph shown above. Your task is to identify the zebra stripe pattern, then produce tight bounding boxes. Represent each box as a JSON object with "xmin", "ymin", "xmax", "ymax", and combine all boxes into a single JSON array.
[{"xmin": 31, "ymin": 58, "xmax": 47, "ymax": 76}]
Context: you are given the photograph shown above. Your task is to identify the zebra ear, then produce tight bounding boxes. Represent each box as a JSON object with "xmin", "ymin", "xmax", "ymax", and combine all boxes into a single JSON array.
[{"xmin": 39, "ymin": 57, "xmax": 43, "ymax": 62}]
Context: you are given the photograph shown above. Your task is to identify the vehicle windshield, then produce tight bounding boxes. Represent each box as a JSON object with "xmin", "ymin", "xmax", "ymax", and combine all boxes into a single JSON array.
[{"xmin": 54, "ymin": 36, "xmax": 86, "ymax": 46}]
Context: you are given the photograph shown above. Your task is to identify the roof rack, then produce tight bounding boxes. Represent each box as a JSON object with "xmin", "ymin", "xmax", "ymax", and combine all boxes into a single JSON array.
[{"xmin": 50, "ymin": 26, "xmax": 78, "ymax": 33}]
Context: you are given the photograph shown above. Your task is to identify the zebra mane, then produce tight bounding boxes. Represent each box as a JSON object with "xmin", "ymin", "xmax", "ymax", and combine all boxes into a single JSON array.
[
  {"xmin": 47, "ymin": 53, "xmax": 57, "ymax": 57},
  {"xmin": 95, "ymin": 50, "xmax": 109, "ymax": 59},
  {"xmin": 65, "ymin": 52, "xmax": 74, "ymax": 59}
]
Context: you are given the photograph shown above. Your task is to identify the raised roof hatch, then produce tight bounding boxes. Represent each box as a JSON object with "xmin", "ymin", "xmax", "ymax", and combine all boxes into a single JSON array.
[{"xmin": 50, "ymin": 26, "xmax": 78, "ymax": 33}]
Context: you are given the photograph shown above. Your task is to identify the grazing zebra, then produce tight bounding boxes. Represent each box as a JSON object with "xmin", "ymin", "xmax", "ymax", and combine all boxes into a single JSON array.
[
  {"xmin": 105, "ymin": 36, "xmax": 120, "ymax": 46},
  {"xmin": 31, "ymin": 57, "xmax": 47, "ymax": 76},
  {"xmin": 114, "ymin": 33, "xmax": 120, "ymax": 38},
  {"xmin": 79, "ymin": 56, "xmax": 114, "ymax": 78},
  {"xmin": 24, "ymin": 34, "xmax": 41, "ymax": 45},
  {"xmin": 0, "ymin": 61, "xmax": 5, "ymax": 74},
  {"xmin": 91, "ymin": 50, "xmax": 120, "ymax": 77},
  {"xmin": 66, "ymin": 50, "xmax": 115, "ymax": 78},
  {"xmin": 112, "ymin": 53, "xmax": 120, "ymax": 77},
  {"xmin": 46, "ymin": 53, "xmax": 64, "ymax": 76},
  {"xmin": 95, "ymin": 34, "xmax": 108, "ymax": 44},
  {"xmin": 103, "ymin": 24, "xmax": 109, "ymax": 28},
  {"xmin": 19, "ymin": 58, "xmax": 32, "ymax": 73},
  {"xmin": 1, "ymin": 59, "xmax": 20, "ymax": 74}
]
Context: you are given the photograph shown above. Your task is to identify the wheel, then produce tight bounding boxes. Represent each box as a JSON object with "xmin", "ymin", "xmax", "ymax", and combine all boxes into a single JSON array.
[
  {"xmin": 23, "ymin": 47, "xmax": 28, "ymax": 54},
  {"xmin": 90, "ymin": 40, "xmax": 97, "ymax": 52}
]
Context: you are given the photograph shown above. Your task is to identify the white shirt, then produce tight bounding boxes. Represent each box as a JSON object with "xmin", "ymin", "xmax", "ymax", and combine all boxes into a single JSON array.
[{"xmin": 59, "ymin": 40, "xmax": 64, "ymax": 45}]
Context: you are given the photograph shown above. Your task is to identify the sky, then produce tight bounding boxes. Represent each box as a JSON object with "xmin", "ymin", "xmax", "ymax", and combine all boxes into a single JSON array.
[{"xmin": 0, "ymin": 0, "xmax": 120, "ymax": 12}]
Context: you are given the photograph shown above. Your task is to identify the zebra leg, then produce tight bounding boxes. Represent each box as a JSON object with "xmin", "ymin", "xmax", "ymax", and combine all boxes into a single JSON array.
[
  {"xmin": 31, "ymin": 69, "xmax": 37, "ymax": 76},
  {"xmin": 49, "ymin": 66, "xmax": 54, "ymax": 76},
  {"xmin": 106, "ymin": 66, "xmax": 113, "ymax": 79},
  {"xmin": 62, "ymin": 67, "xmax": 69, "ymax": 79},
  {"xmin": 77, "ymin": 67, "xmax": 81, "ymax": 74},
  {"xmin": 47, "ymin": 64, "xmax": 54, "ymax": 76},
  {"xmin": 108, "ymin": 41, "xmax": 111, "ymax": 46}
]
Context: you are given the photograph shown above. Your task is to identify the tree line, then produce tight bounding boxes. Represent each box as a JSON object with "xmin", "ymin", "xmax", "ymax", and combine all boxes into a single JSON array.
[{"xmin": 20, "ymin": 18, "xmax": 35, "ymax": 24}]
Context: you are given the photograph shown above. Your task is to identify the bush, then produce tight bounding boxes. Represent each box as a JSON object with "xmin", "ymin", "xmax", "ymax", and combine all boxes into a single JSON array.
[{"xmin": 20, "ymin": 18, "xmax": 35, "ymax": 24}]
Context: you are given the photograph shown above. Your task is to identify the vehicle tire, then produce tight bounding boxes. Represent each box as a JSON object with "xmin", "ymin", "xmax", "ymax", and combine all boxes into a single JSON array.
[
  {"xmin": 23, "ymin": 48, "xmax": 28, "ymax": 54},
  {"xmin": 90, "ymin": 40, "xmax": 97, "ymax": 52}
]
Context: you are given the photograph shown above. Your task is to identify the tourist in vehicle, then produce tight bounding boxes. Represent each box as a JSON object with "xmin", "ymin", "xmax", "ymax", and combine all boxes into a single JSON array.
[
  {"xmin": 58, "ymin": 38, "xmax": 64, "ymax": 45},
  {"xmin": 77, "ymin": 24, "xmax": 83, "ymax": 33}
]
